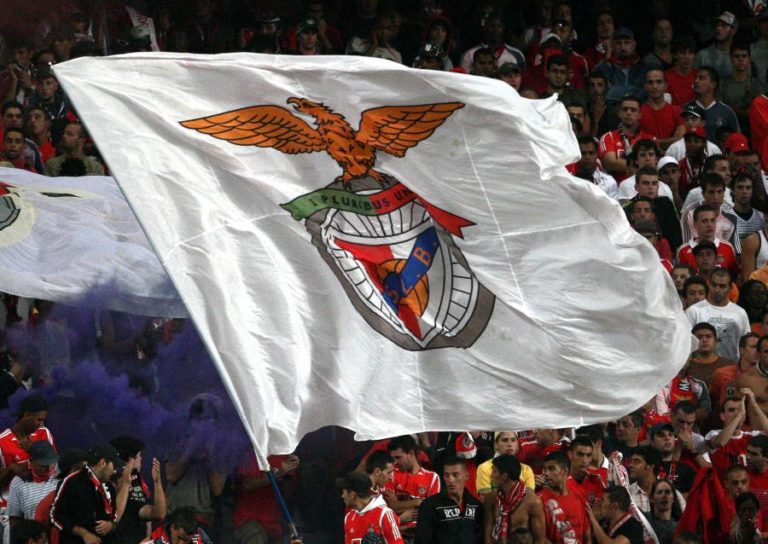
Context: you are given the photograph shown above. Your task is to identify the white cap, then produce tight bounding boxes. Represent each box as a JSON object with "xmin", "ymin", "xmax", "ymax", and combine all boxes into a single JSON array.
[{"xmin": 657, "ymin": 156, "xmax": 678, "ymax": 172}]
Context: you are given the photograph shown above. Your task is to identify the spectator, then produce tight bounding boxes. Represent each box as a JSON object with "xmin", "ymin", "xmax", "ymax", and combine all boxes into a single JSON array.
[
  {"xmin": 110, "ymin": 436, "xmax": 166, "ymax": 544},
  {"xmin": 686, "ymin": 268, "xmax": 749, "ymax": 361},
  {"xmin": 614, "ymin": 411, "xmax": 643, "ymax": 460},
  {"xmin": 23, "ymin": 106, "xmax": 54, "ymax": 163},
  {"xmin": 725, "ymin": 464, "xmax": 751, "ymax": 500},
  {"xmin": 538, "ymin": 452, "xmax": 590, "ymax": 543},
  {"xmin": 482, "ymin": 454, "xmax": 545, "ymax": 544},
  {"xmin": 645, "ymin": 478, "xmax": 683, "ymax": 544},
  {"xmin": 670, "ymin": 401, "xmax": 708, "ymax": 471},
  {"xmin": 643, "ymin": 18, "xmax": 675, "ymax": 70},
  {"xmin": 347, "ymin": 11, "xmax": 403, "ymax": 64},
  {"xmin": 476, "ymin": 432, "xmax": 535, "ymax": 497},
  {"xmin": 628, "ymin": 447, "xmax": 661, "ymax": 513},
  {"xmin": 687, "ymin": 67, "xmax": 741, "ymax": 141},
  {"xmin": 648, "ymin": 423, "xmax": 698, "ymax": 494},
  {"xmin": 2, "ymin": 129, "xmax": 35, "ymax": 172},
  {"xmin": 666, "ymin": 36, "xmax": 698, "ymax": 106},
  {"xmin": 587, "ymin": 485, "xmax": 644, "ymax": 544},
  {"xmin": 244, "ymin": 12, "xmax": 283, "ymax": 54},
  {"xmin": 7, "ymin": 441, "xmax": 58, "ymax": 533},
  {"xmin": 730, "ymin": 491, "xmax": 764, "ymax": 543},
  {"xmin": 737, "ymin": 280, "xmax": 768, "ymax": 327},
  {"xmin": 282, "ymin": 1, "xmax": 342, "ymax": 54},
  {"xmin": 753, "ymin": 12, "xmax": 768, "ymax": 85},
  {"xmin": 710, "ymin": 333, "xmax": 760, "ymax": 412},
  {"xmin": 594, "ymin": 27, "xmax": 652, "ymax": 103},
  {"xmin": 587, "ymin": 71, "xmax": 612, "ymax": 136},
  {"xmin": 385, "ymin": 435, "xmax": 439, "ymax": 531},
  {"xmin": 680, "ymin": 155, "xmax": 733, "ymax": 221},
  {"xmin": 142, "ymin": 506, "xmax": 213, "ymax": 544},
  {"xmin": 583, "ymin": 10, "xmax": 614, "ymax": 68},
  {"xmin": 365, "ymin": 450, "xmax": 394, "ymax": 496},
  {"xmin": 640, "ymin": 69, "xmax": 685, "ymax": 150},
  {"xmin": 721, "ymin": 45, "xmax": 766, "ymax": 135},
  {"xmin": 671, "ymin": 263, "xmax": 694, "ymax": 301},
  {"xmin": 415, "ymin": 456, "xmax": 483, "ymax": 544},
  {"xmin": 598, "ymin": 96, "xmax": 656, "ymax": 181},
  {"xmin": 44, "ymin": 122, "xmax": 105, "ymax": 177},
  {"xmin": 571, "ymin": 136, "xmax": 619, "ymax": 200},
  {"xmin": 746, "ymin": 434, "xmax": 768, "ymax": 509},
  {"xmin": 470, "ymin": 47, "xmax": 497, "ymax": 78},
  {"xmin": 682, "ymin": 275, "xmax": 709, "ymax": 308},
  {"xmin": 0, "ymin": 395, "xmax": 55, "ymax": 492},
  {"xmin": 460, "ymin": 13, "xmax": 525, "ymax": 74},
  {"xmin": 624, "ymin": 166, "xmax": 682, "ymax": 251},
  {"xmin": 50, "ymin": 443, "xmax": 124, "ymax": 544},
  {"xmin": 695, "ymin": 12, "xmax": 738, "ymax": 79},
  {"xmin": 290, "ymin": 19, "xmax": 322, "ymax": 55},
  {"xmin": 658, "ymin": 157, "xmax": 683, "ymax": 210},
  {"xmin": 566, "ymin": 436, "xmax": 606, "ymax": 506},
  {"xmin": 731, "ymin": 172, "xmax": 765, "ymax": 243},
  {"xmin": 681, "ymin": 175, "xmax": 740, "ymax": 254},
  {"xmin": 26, "ymin": 70, "xmax": 70, "ymax": 144},
  {"xmin": 167, "ymin": 0, "xmax": 235, "ymax": 53},
  {"xmin": 414, "ymin": 42, "xmax": 448, "ymax": 71},
  {"xmin": 540, "ymin": 54, "xmax": 569, "ymax": 98},
  {"xmin": 688, "ymin": 322, "xmax": 736, "ymax": 389},
  {"xmin": 666, "ymin": 104, "xmax": 723, "ymax": 162}
]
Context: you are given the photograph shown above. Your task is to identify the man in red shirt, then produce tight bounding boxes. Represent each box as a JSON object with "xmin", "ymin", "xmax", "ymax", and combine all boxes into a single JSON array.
[
  {"xmin": 385, "ymin": 435, "xmax": 440, "ymax": 530},
  {"xmin": 339, "ymin": 471, "xmax": 404, "ymax": 544},
  {"xmin": 676, "ymin": 206, "xmax": 739, "ymax": 279},
  {"xmin": 566, "ymin": 436, "xmax": 606, "ymax": 506},
  {"xmin": 746, "ymin": 434, "xmax": 768, "ymax": 508},
  {"xmin": 0, "ymin": 395, "xmax": 55, "ymax": 491},
  {"xmin": 665, "ymin": 36, "xmax": 697, "ymax": 106},
  {"xmin": 365, "ymin": 450, "xmax": 394, "ymax": 496},
  {"xmin": 2, "ymin": 129, "xmax": 35, "ymax": 172},
  {"xmin": 538, "ymin": 452, "xmax": 591, "ymax": 543},
  {"xmin": 24, "ymin": 106, "xmax": 54, "ymax": 163},
  {"xmin": 640, "ymin": 69, "xmax": 684, "ymax": 149},
  {"xmin": 520, "ymin": 429, "xmax": 569, "ymax": 483},
  {"xmin": 707, "ymin": 391, "xmax": 768, "ymax": 480},
  {"xmin": 599, "ymin": 96, "xmax": 657, "ymax": 181}
]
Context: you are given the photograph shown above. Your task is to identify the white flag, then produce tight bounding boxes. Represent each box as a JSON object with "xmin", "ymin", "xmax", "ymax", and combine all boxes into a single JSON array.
[
  {"xmin": 55, "ymin": 53, "xmax": 692, "ymax": 467},
  {"xmin": 0, "ymin": 168, "xmax": 184, "ymax": 317}
]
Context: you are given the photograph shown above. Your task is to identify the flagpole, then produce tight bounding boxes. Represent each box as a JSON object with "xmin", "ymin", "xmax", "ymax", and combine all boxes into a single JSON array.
[{"xmin": 267, "ymin": 469, "xmax": 301, "ymax": 542}]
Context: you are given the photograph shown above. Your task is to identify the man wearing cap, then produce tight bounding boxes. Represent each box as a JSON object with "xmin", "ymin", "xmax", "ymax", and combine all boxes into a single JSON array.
[
  {"xmin": 598, "ymin": 96, "xmax": 656, "ymax": 181},
  {"xmin": 677, "ymin": 125, "xmax": 709, "ymax": 199},
  {"xmin": 685, "ymin": 67, "xmax": 741, "ymax": 142},
  {"xmin": 648, "ymin": 423, "xmax": 698, "ymax": 494},
  {"xmin": 7, "ymin": 441, "xmax": 58, "ymax": 530},
  {"xmin": 658, "ymin": 156, "xmax": 683, "ymax": 206},
  {"xmin": 415, "ymin": 43, "xmax": 447, "ymax": 71},
  {"xmin": 686, "ymin": 267, "xmax": 749, "ymax": 361},
  {"xmin": 415, "ymin": 456, "xmax": 483, "ymax": 544},
  {"xmin": 594, "ymin": 27, "xmax": 652, "ymax": 103},
  {"xmin": 666, "ymin": 104, "xmax": 723, "ymax": 160},
  {"xmin": 339, "ymin": 471, "xmax": 404, "ymax": 544},
  {"xmin": 707, "ymin": 391, "xmax": 768, "ymax": 480},
  {"xmin": 640, "ymin": 69, "xmax": 685, "ymax": 149},
  {"xmin": 695, "ymin": 12, "xmax": 738, "ymax": 79},
  {"xmin": 291, "ymin": 19, "xmax": 321, "ymax": 55},
  {"xmin": 51, "ymin": 443, "xmax": 126, "ymax": 544}
]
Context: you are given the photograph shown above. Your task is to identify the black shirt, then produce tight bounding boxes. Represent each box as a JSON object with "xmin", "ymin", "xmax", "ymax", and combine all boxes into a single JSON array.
[
  {"xmin": 51, "ymin": 466, "xmax": 117, "ymax": 544},
  {"xmin": 415, "ymin": 489, "xmax": 484, "ymax": 544},
  {"xmin": 612, "ymin": 516, "xmax": 644, "ymax": 544}
]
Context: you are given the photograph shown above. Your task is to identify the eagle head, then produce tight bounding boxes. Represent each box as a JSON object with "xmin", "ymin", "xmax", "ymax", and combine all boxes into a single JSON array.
[{"xmin": 287, "ymin": 97, "xmax": 326, "ymax": 116}]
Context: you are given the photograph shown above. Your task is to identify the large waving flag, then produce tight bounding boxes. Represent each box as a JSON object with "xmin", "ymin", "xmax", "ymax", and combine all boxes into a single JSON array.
[
  {"xmin": 0, "ymin": 168, "xmax": 184, "ymax": 317},
  {"xmin": 55, "ymin": 53, "xmax": 691, "ymax": 467}
]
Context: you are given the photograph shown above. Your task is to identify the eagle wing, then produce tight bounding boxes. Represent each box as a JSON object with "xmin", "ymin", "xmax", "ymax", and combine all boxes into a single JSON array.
[
  {"xmin": 180, "ymin": 106, "xmax": 326, "ymax": 154},
  {"xmin": 355, "ymin": 102, "xmax": 465, "ymax": 158}
]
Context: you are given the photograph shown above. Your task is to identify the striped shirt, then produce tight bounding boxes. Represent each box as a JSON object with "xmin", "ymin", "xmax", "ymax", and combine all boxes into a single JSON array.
[
  {"xmin": 733, "ymin": 208, "xmax": 766, "ymax": 240},
  {"xmin": 7, "ymin": 475, "xmax": 58, "ymax": 520}
]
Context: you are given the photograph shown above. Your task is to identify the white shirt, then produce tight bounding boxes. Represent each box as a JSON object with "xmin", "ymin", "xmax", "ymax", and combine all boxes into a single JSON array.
[
  {"xmin": 666, "ymin": 139, "xmax": 722, "ymax": 161},
  {"xmin": 680, "ymin": 187, "xmax": 734, "ymax": 219},
  {"xmin": 585, "ymin": 169, "xmax": 620, "ymax": 200},
  {"xmin": 685, "ymin": 300, "xmax": 750, "ymax": 361},
  {"xmin": 618, "ymin": 174, "xmax": 675, "ymax": 202}
]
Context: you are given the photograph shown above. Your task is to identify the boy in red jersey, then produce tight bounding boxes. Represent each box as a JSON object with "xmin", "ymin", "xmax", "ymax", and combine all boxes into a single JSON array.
[{"xmin": 339, "ymin": 472, "xmax": 403, "ymax": 544}]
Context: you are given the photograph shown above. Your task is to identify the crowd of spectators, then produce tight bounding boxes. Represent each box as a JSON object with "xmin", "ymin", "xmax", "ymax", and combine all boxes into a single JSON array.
[{"xmin": 5, "ymin": 0, "xmax": 768, "ymax": 543}]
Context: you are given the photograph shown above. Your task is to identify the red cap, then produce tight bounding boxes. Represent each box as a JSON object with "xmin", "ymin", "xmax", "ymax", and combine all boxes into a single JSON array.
[
  {"xmin": 725, "ymin": 132, "xmax": 750, "ymax": 153},
  {"xmin": 683, "ymin": 126, "xmax": 706, "ymax": 139},
  {"xmin": 454, "ymin": 432, "xmax": 477, "ymax": 459}
]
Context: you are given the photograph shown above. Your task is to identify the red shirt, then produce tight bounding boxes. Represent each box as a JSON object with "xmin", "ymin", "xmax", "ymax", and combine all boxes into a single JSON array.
[
  {"xmin": 566, "ymin": 471, "xmax": 607, "ymax": 505},
  {"xmin": 750, "ymin": 95, "xmax": 768, "ymax": 162},
  {"xmin": 344, "ymin": 495, "xmax": 404, "ymax": 544},
  {"xmin": 37, "ymin": 141, "xmax": 55, "ymax": 163},
  {"xmin": 538, "ymin": 488, "xmax": 589, "ymax": 543},
  {"xmin": 640, "ymin": 102, "xmax": 683, "ymax": 139},
  {"xmin": 0, "ymin": 426, "xmax": 56, "ymax": 472},
  {"xmin": 232, "ymin": 454, "xmax": 290, "ymax": 537},
  {"xmin": 676, "ymin": 239, "xmax": 739, "ymax": 278},
  {"xmin": 520, "ymin": 439, "xmax": 569, "ymax": 475},
  {"xmin": 665, "ymin": 68, "xmax": 696, "ymax": 106},
  {"xmin": 598, "ymin": 129, "xmax": 657, "ymax": 182},
  {"xmin": 388, "ymin": 466, "xmax": 440, "ymax": 500},
  {"xmin": 748, "ymin": 467, "xmax": 768, "ymax": 509},
  {"xmin": 709, "ymin": 431, "xmax": 756, "ymax": 480}
]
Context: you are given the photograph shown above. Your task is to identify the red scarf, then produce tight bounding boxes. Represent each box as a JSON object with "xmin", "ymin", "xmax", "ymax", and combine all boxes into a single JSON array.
[
  {"xmin": 669, "ymin": 375, "xmax": 696, "ymax": 410},
  {"xmin": 86, "ymin": 466, "xmax": 115, "ymax": 521},
  {"xmin": 609, "ymin": 511, "xmax": 634, "ymax": 537},
  {"xmin": 493, "ymin": 481, "xmax": 526, "ymax": 543}
]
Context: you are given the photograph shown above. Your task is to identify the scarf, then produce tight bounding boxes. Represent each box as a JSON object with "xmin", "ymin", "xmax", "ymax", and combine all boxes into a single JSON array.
[
  {"xmin": 609, "ymin": 511, "xmax": 635, "ymax": 537},
  {"xmin": 86, "ymin": 466, "xmax": 115, "ymax": 521},
  {"xmin": 493, "ymin": 480, "xmax": 526, "ymax": 543},
  {"xmin": 669, "ymin": 375, "xmax": 696, "ymax": 410}
]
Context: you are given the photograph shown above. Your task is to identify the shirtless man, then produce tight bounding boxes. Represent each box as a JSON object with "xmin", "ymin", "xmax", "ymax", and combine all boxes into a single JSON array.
[
  {"xmin": 736, "ymin": 335, "xmax": 768, "ymax": 414},
  {"xmin": 483, "ymin": 454, "xmax": 546, "ymax": 544}
]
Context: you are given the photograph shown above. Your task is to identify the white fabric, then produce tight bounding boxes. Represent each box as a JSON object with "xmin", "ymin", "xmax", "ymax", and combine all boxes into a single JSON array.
[
  {"xmin": 685, "ymin": 300, "xmax": 750, "ymax": 361},
  {"xmin": 0, "ymin": 169, "xmax": 184, "ymax": 317},
  {"xmin": 55, "ymin": 52, "xmax": 693, "ymax": 467}
]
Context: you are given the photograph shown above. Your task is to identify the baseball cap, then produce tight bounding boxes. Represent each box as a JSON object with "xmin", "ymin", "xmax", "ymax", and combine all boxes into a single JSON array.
[
  {"xmin": 683, "ymin": 126, "xmax": 707, "ymax": 139},
  {"xmin": 499, "ymin": 62, "xmax": 521, "ymax": 75},
  {"xmin": 716, "ymin": 11, "xmax": 738, "ymax": 28},
  {"xmin": 634, "ymin": 220, "xmax": 659, "ymax": 235},
  {"xmin": 539, "ymin": 32, "xmax": 562, "ymax": 46},
  {"xmin": 335, "ymin": 471, "xmax": 372, "ymax": 496},
  {"xmin": 649, "ymin": 422, "xmax": 675, "ymax": 439},
  {"xmin": 614, "ymin": 27, "xmax": 634, "ymax": 40},
  {"xmin": 680, "ymin": 104, "xmax": 704, "ymax": 118},
  {"xmin": 725, "ymin": 132, "xmax": 750, "ymax": 153},
  {"xmin": 692, "ymin": 240, "xmax": 718, "ymax": 254},
  {"xmin": 454, "ymin": 433, "xmax": 477, "ymax": 459},
  {"xmin": 657, "ymin": 156, "xmax": 679, "ymax": 172},
  {"xmin": 297, "ymin": 19, "xmax": 319, "ymax": 34},
  {"xmin": 89, "ymin": 443, "xmax": 126, "ymax": 469},
  {"xmin": 29, "ymin": 440, "xmax": 58, "ymax": 465}
]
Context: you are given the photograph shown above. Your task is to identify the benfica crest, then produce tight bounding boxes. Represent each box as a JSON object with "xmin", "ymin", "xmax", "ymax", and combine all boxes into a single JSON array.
[{"xmin": 181, "ymin": 98, "xmax": 494, "ymax": 350}]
